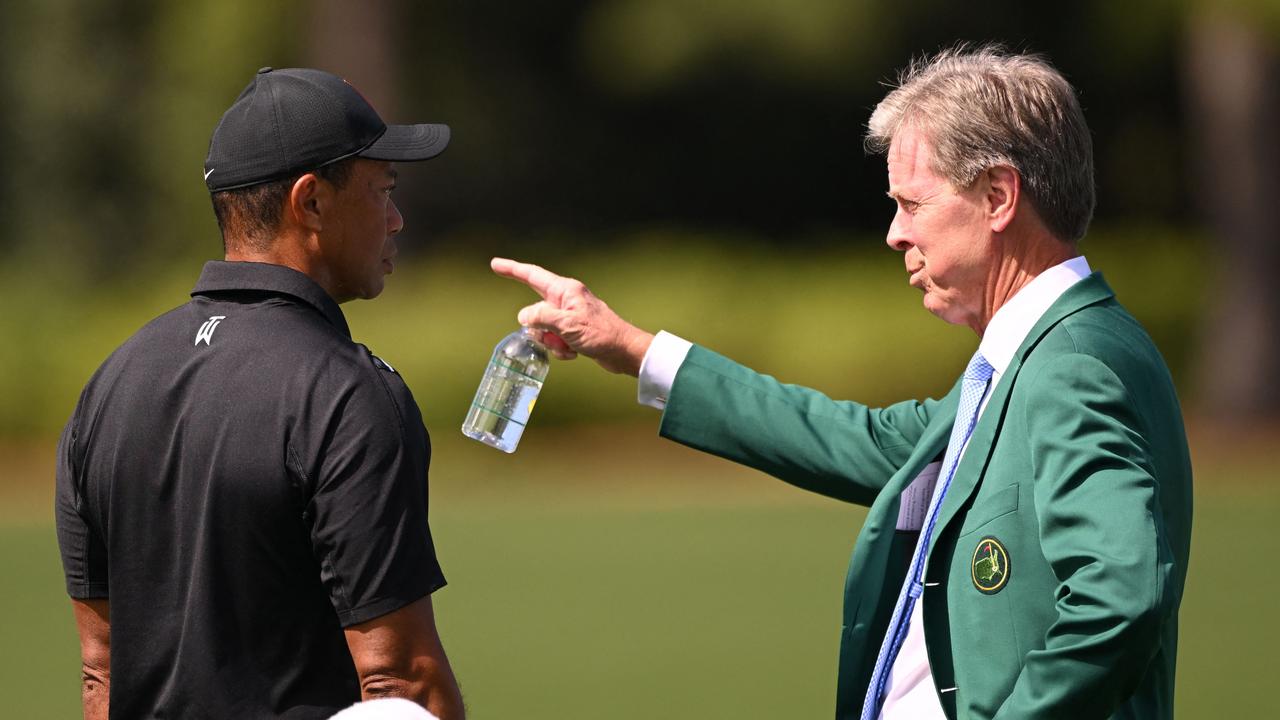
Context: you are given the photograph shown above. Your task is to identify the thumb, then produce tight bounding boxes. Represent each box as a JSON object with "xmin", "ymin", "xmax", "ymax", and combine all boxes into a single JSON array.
[
  {"xmin": 517, "ymin": 301, "xmax": 569, "ymax": 331},
  {"xmin": 517, "ymin": 301, "xmax": 577, "ymax": 359}
]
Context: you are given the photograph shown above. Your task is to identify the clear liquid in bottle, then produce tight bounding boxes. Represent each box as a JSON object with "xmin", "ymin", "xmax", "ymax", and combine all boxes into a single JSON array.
[{"xmin": 461, "ymin": 327, "xmax": 551, "ymax": 453}]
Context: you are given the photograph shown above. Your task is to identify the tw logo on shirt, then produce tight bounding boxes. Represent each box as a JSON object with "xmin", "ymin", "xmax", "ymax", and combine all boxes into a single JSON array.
[{"xmin": 195, "ymin": 316, "xmax": 227, "ymax": 346}]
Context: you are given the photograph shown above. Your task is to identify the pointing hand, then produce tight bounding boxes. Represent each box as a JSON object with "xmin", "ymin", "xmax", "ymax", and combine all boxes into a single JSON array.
[{"xmin": 490, "ymin": 258, "xmax": 655, "ymax": 376}]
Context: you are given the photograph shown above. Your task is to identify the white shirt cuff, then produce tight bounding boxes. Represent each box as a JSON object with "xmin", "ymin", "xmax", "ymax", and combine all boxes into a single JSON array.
[{"xmin": 637, "ymin": 330, "xmax": 693, "ymax": 410}]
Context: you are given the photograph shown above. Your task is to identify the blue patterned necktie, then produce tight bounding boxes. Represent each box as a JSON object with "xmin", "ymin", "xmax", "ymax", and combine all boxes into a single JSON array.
[{"xmin": 860, "ymin": 352, "xmax": 995, "ymax": 719}]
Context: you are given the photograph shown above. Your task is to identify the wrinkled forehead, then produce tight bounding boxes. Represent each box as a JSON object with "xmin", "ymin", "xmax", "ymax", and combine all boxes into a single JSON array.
[{"xmin": 885, "ymin": 125, "xmax": 939, "ymax": 186}]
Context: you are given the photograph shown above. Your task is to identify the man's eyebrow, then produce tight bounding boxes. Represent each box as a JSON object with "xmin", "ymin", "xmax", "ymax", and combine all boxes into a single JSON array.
[{"xmin": 387, "ymin": 168, "xmax": 399, "ymax": 181}]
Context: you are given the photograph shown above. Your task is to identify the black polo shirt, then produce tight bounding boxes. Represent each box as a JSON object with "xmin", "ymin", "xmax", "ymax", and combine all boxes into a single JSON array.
[{"xmin": 55, "ymin": 261, "xmax": 446, "ymax": 719}]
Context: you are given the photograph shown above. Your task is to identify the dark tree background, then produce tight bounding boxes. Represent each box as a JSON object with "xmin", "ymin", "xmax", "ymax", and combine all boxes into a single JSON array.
[{"xmin": 1, "ymin": 0, "xmax": 1276, "ymax": 424}]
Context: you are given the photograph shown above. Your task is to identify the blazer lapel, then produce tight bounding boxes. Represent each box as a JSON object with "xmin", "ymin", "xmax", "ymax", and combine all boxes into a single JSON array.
[
  {"xmin": 926, "ymin": 369, "xmax": 1017, "ymax": 556},
  {"xmin": 925, "ymin": 272, "xmax": 1116, "ymax": 560}
]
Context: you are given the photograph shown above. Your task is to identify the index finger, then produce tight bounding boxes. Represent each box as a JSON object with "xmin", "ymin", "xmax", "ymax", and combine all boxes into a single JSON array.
[{"xmin": 490, "ymin": 257, "xmax": 563, "ymax": 299}]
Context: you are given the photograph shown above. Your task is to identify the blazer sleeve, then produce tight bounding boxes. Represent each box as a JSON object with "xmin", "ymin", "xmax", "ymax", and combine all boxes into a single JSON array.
[
  {"xmin": 994, "ymin": 352, "xmax": 1178, "ymax": 719},
  {"xmin": 658, "ymin": 345, "xmax": 942, "ymax": 506}
]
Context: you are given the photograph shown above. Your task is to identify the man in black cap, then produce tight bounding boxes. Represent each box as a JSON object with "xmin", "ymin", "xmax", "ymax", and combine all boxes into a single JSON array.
[{"xmin": 55, "ymin": 67, "xmax": 465, "ymax": 719}]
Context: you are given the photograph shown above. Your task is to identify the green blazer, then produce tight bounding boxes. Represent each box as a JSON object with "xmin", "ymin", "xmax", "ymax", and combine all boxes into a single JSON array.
[{"xmin": 659, "ymin": 274, "xmax": 1192, "ymax": 719}]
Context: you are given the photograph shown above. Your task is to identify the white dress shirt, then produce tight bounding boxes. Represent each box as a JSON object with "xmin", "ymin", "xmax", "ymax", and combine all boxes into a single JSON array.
[{"xmin": 636, "ymin": 256, "xmax": 1093, "ymax": 716}]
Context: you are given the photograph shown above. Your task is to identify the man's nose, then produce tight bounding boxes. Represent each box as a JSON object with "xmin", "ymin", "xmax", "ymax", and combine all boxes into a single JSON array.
[
  {"xmin": 387, "ymin": 199, "xmax": 404, "ymax": 235},
  {"xmin": 885, "ymin": 213, "xmax": 911, "ymax": 252}
]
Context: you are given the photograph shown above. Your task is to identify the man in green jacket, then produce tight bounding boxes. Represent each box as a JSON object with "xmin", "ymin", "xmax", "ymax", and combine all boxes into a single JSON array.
[{"xmin": 493, "ymin": 46, "xmax": 1191, "ymax": 720}]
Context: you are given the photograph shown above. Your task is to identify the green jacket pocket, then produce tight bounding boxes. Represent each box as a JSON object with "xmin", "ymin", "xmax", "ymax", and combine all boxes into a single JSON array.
[{"xmin": 959, "ymin": 482, "xmax": 1019, "ymax": 536}]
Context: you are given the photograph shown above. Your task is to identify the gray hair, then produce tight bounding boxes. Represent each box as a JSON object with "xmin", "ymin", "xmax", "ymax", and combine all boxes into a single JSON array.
[{"xmin": 865, "ymin": 45, "xmax": 1095, "ymax": 243}]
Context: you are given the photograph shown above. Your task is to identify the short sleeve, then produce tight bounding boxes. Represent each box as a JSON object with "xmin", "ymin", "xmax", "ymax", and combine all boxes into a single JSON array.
[
  {"xmin": 306, "ymin": 371, "xmax": 445, "ymax": 628},
  {"xmin": 55, "ymin": 410, "xmax": 110, "ymax": 599}
]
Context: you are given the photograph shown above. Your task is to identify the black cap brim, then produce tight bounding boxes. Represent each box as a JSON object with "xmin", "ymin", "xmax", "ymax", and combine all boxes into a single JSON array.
[{"xmin": 358, "ymin": 123, "xmax": 450, "ymax": 162}]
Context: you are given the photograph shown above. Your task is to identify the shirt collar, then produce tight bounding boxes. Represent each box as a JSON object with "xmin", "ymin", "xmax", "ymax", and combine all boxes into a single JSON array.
[
  {"xmin": 978, "ymin": 256, "xmax": 1091, "ymax": 375},
  {"xmin": 191, "ymin": 260, "xmax": 351, "ymax": 338}
]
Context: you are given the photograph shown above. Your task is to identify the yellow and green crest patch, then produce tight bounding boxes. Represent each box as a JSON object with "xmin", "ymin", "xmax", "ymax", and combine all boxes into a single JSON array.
[{"xmin": 971, "ymin": 536, "xmax": 1010, "ymax": 594}]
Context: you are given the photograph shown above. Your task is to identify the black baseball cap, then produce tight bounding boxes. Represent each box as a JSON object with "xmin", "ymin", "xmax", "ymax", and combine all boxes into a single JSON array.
[{"xmin": 204, "ymin": 67, "xmax": 450, "ymax": 192}]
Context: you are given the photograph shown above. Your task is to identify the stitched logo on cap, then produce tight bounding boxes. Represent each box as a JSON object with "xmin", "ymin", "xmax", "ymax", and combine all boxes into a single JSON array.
[{"xmin": 971, "ymin": 536, "xmax": 1011, "ymax": 594}]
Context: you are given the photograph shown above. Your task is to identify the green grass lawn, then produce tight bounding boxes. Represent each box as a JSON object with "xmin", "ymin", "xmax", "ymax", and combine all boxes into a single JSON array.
[{"xmin": 2, "ymin": 426, "xmax": 1272, "ymax": 718}]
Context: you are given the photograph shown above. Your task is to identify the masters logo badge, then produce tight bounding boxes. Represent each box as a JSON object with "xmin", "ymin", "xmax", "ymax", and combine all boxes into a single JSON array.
[{"xmin": 971, "ymin": 536, "xmax": 1011, "ymax": 594}]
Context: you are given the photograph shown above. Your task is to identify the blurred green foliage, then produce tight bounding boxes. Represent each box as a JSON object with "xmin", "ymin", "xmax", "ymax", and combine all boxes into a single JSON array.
[
  {"xmin": 578, "ymin": 0, "xmax": 884, "ymax": 92},
  {"xmin": 1, "ymin": 226, "xmax": 1205, "ymax": 439},
  {"xmin": 0, "ymin": 0, "xmax": 1254, "ymax": 440},
  {"xmin": 0, "ymin": 0, "xmax": 304, "ymax": 278},
  {"xmin": 0, "ymin": 0, "xmax": 1224, "ymax": 266}
]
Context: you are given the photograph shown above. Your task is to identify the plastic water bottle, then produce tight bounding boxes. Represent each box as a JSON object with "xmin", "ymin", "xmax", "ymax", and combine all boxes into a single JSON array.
[{"xmin": 461, "ymin": 327, "xmax": 551, "ymax": 453}]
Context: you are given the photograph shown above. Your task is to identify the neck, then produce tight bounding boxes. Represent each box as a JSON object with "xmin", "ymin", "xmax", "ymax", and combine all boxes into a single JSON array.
[
  {"xmin": 973, "ymin": 231, "xmax": 1076, "ymax": 336},
  {"xmin": 224, "ymin": 230, "xmax": 339, "ymax": 299}
]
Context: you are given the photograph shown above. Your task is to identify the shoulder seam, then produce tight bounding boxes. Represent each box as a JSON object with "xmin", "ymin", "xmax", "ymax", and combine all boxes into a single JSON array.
[{"xmin": 366, "ymin": 348, "xmax": 409, "ymax": 440}]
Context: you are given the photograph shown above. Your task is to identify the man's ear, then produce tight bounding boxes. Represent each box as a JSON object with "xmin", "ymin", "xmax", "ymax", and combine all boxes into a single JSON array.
[
  {"xmin": 985, "ymin": 165, "xmax": 1020, "ymax": 233},
  {"xmin": 286, "ymin": 173, "xmax": 327, "ymax": 234}
]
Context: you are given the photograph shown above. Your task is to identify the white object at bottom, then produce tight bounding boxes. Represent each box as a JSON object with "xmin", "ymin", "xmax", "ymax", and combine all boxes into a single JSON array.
[{"xmin": 329, "ymin": 698, "xmax": 439, "ymax": 720}]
